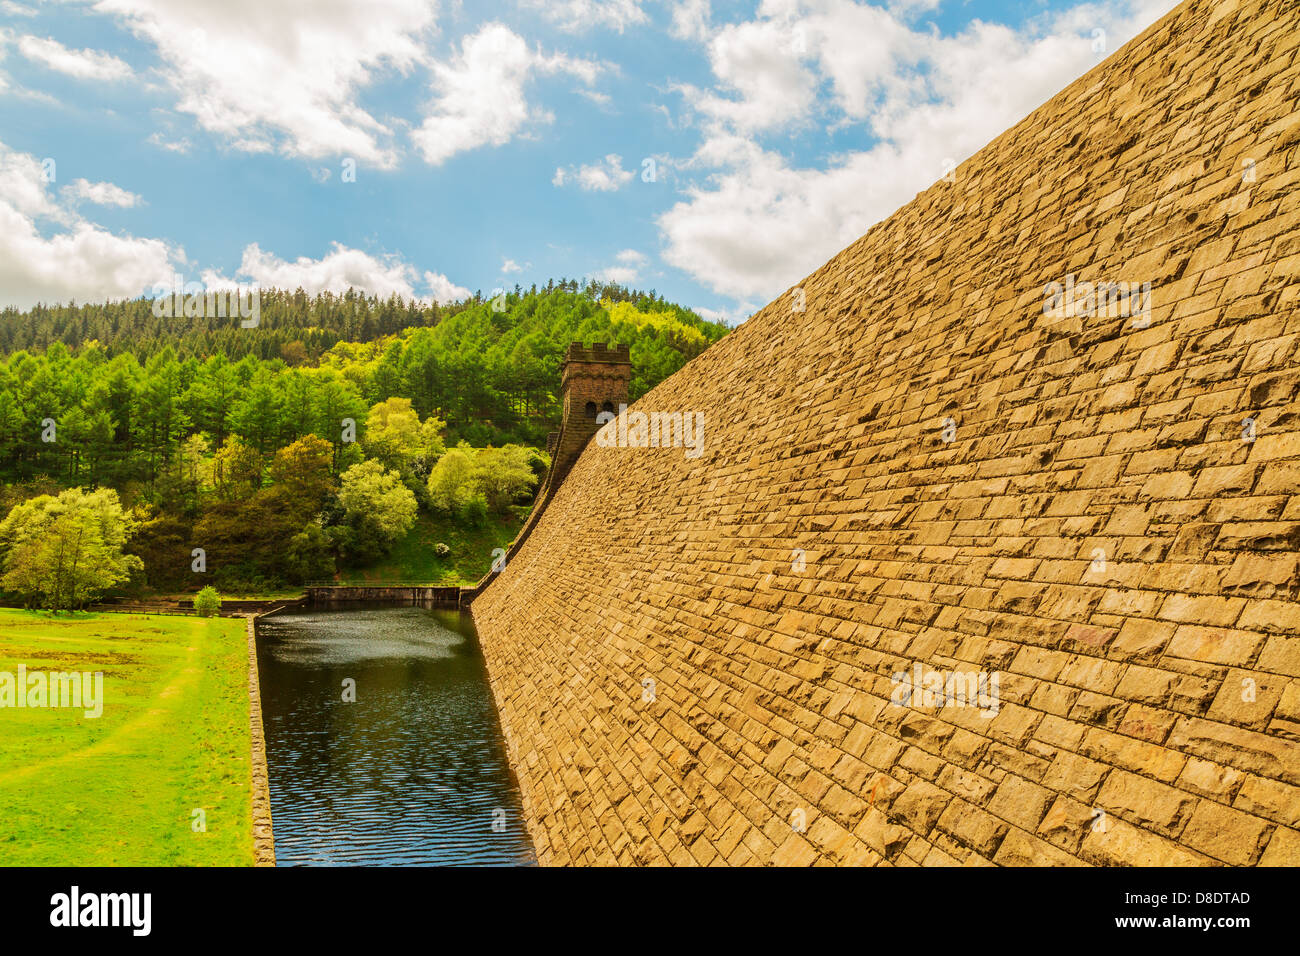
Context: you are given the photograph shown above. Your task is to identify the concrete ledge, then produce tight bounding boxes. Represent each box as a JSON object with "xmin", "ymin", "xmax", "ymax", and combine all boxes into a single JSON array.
[
  {"xmin": 246, "ymin": 615, "xmax": 275, "ymax": 867},
  {"xmin": 305, "ymin": 585, "xmax": 463, "ymax": 607}
]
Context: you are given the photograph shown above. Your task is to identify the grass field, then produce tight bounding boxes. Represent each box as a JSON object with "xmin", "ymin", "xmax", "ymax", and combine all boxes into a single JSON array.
[
  {"xmin": 331, "ymin": 508, "xmax": 527, "ymax": 585},
  {"xmin": 0, "ymin": 610, "xmax": 254, "ymax": 866}
]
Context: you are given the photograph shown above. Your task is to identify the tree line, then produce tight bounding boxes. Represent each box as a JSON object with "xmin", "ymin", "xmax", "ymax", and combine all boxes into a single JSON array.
[
  {"xmin": 0, "ymin": 279, "xmax": 715, "ymax": 363},
  {"xmin": 0, "ymin": 283, "xmax": 729, "ymax": 606}
]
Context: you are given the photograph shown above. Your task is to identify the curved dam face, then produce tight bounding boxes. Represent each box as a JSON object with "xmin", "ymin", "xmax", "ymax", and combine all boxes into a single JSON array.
[{"xmin": 473, "ymin": 0, "xmax": 1300, "ymax": 866}]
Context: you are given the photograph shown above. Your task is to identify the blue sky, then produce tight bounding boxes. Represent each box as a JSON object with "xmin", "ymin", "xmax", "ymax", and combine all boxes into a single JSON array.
[{"xmin": 0, "ymin": 0, "xmax": 1175, "ymax": 322}]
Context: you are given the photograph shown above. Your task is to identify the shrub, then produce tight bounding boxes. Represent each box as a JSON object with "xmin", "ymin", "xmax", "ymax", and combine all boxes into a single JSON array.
[
  {"xmin": 434, "ymin": 542, "xmax": 450, "ymax": 557},
  {"xmin": 193, "ymin": 586, "xmax": 222, "ymax": 617}
]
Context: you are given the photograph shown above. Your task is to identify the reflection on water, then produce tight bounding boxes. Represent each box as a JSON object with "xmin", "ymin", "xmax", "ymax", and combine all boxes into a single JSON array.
[{"xmin": 255, "ymin": 605, "xmax": 536, "ymax": 866}]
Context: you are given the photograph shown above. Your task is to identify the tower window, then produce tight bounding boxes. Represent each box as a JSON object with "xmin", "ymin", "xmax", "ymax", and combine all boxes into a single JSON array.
[{"xmin": 584, "ymin": 401, "xmax": 598, "ymax": 420}]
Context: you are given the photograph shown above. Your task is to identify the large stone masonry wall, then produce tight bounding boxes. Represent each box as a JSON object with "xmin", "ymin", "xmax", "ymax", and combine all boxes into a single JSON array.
[{"xmin": 473, "ymin": 0, "xmax": 1300, "ymax": 866}]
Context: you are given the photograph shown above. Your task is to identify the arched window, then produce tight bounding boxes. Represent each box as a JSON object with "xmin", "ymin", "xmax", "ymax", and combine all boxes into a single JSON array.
[
  {"xmin": 583, "ymin": 401, "xmax": 598, "ymax": 420},
  {"xmin": 601, "ymin": 400, "xmax": 615, "ymax": 415}
]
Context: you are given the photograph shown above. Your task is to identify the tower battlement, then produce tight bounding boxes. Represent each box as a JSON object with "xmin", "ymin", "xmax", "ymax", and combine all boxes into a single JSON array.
[
  {"xmin": 564, "ymin": 341, "xmax": 631, "ymax": 366},
  {"xmin": 560, "ymin": 342, "xmax": 632, "ymax": 427}
]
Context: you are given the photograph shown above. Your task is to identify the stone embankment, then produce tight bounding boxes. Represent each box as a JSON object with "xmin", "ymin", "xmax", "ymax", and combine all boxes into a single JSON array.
[{"xmin": 473, "ymin": 0, "xmax": 1300, "ymax": 866}]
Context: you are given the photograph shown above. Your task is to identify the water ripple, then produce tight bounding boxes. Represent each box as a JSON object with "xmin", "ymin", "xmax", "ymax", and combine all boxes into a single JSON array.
[{"xmin": 256, "ymin": 606, "xmax": 536, "ymax": 867}]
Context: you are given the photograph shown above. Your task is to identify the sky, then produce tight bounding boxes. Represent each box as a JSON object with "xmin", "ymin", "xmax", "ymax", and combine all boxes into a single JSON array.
[{"xmin": 0, "ymin": 0, "xmax": 1178, "ymax": 323}]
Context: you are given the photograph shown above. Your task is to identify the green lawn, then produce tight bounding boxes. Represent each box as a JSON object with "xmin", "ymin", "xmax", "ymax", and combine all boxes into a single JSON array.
[
  {"xmin": 331, "ymin": 508, "xmax": 527, "ymax": 585},
  {"xmin": 0, "ymin": 610, "xmax": 254, "ymax": 866}
]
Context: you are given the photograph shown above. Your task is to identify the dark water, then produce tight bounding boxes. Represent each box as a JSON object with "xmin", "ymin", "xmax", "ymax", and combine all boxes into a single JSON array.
[{"xmin": 255, "ymin": 606, "xmax": 536, "ymax": 866}]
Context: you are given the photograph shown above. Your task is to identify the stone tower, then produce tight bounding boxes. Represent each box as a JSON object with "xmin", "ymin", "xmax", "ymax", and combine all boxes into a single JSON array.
[
  {"xmin": 546, "ymin": 342, "xmax": 631, "ymax": 483},
  {"xmin": 461, "ymin": 341, "xmax": 633, "ymax": 607}
]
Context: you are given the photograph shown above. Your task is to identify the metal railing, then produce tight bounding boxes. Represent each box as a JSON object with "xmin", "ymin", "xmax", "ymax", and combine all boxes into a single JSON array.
[{"xmin": 304, "ymin": 579, "xmax": 460, "ymax": 588}]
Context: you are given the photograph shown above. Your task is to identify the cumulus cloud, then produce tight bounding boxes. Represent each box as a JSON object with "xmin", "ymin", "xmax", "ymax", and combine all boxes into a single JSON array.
[
  {"xmin": 412, "ymin": 23, "xmax": 603, "ymax": 165},
  {"xmin": 424, "ymin": 270, "xmax": 472, "ymax": 304},
  {"xmin": 553, "ymin": 153, "xmax": 635, "ymax": 191},
  {"xmin": 660, "ymin": 0, "xmax": 1179, "ymax": 301},
  {"xmin": 0, "ymin": 142, "xmax": 176, "ymax": 309},
  {"xmin": 62, "ymin": 178, "xmax": 141, "ymax": 208},
  {"xmin": 675, "ymin": 17, "xmax": 819, "ymax": 134},
  {"xmin": 523, "ymin": 0, "xmax": 649, "ymax": 33},
  {"xmin": 91, "ymin": 0, "xmax": 437, "ymax": 167},
  {"xmin": 593, "ymin": 248, "xmax": 647, "ymax": 284},
  {"xmin": 17, "ymin": 35, "xmax": 132, "ymax": 81},
  {"xmin": 200, "ymin": 241, "xmax": 470, "ymax": 305}
]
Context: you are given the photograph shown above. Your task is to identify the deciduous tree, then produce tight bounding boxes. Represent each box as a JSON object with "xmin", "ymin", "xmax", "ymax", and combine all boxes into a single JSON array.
[{"xmin": 0, "ymin": 487, "xmax": 143, "ymax": 610}]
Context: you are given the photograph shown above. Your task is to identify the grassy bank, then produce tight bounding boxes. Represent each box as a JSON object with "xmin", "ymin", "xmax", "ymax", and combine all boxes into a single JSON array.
[
  {"xmin": 0, "ymin": 610, "xmax": 253, "ymax": 865},
  {"xmin": 330, "ymin": 508, "xmax": 527, "ymax": 585}
]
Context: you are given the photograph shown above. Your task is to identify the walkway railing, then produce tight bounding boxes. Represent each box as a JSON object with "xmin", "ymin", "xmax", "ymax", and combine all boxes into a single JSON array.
[{"xmin": 304, "ymin": 579, "xmax": 455, "ymax": 588}]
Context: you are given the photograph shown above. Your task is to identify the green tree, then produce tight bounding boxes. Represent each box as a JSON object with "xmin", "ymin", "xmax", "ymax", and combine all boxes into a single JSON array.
[
  {"xmin": 426, "ymin": 444, "xmax": 542, "ymax": 515},
  {"xmin": 362, "ymin": 397, "xmax": 445, "ymax": 473},
  {"xmin": 337, "ymin": 460, "xmax": 417, "ymax": 560},
  {"xmin": 426, "ymin": 445, "xmax": 476, "ymax": 514},
  {"xmin": 266, "ymin": 435, "xmax": 335, "ymax": 521},
  {"xmin": 210, "ymin": 437, "xmax": 262, "ymax": 502},
  {"xmin": 229, "ymin": 377, "xmax": 283, "ymax": 454},
  {"xmin": 0, "ymin": 487, "xmax": 143, "ymax": 610},
  {"xmin": 473, "ymin": 445, "xmax": 542, "ymax": 513}
]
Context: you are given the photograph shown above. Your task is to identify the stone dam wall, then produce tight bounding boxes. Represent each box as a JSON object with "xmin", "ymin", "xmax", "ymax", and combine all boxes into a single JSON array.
[{"xmin": 472, "ymin": 0, "xmax": 1300, "ymax": 865}]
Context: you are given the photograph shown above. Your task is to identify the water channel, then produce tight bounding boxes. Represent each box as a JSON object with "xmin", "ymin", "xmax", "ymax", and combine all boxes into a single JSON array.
[{"xmin": 255, "ymin": 605, "xmax": 535, "ymax": 866}]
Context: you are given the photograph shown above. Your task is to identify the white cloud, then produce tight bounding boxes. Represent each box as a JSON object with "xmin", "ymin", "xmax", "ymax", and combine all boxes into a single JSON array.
[
  {"xmin": 660, "ymin": 0, "xmax": 1179, "ymax": 301},
  {"xmin": 1, "ymin": 2, "xmax": 38, "ymax": 17},
  {"xmin": 424, "ymin": 270, "xmax": 472, "ymax": 304},
  {"xmin": 576, "ymin": 87, "xmax": 612, "ymax": 107},
  {"xmin": 523, "ymin": 0, "xmax": 649, "ymax": 33},
  {"xmin": 887, "ymin": 0, "xmax": 942, "ymax": 18},
  {"xmin": 412, "ymin": 23, "xmax": 603, "ymax": 165},
  {"xmin": 92, "ymin": 0, "xmax": 438, "ymax": 167},
  {"xmin": 594, "ymin": 248, "xmax": 647, "ymax": 284},
  {"xmin": 146, "ymin": 131, "xmax": 192, "ymax": 153},
  {"xmin": 553, "ymin": 152, "xmax": 634, "ymax": 191},
  {"xmin": 676, "ymin": 17, "xmax": 818, "ymax": 134},
  {"xmin": 695, "ymin": 302, "xmax": 755, "ymax": 326},
  {"xmin": 17, "ymin": 35, "xmax": 132, "ymax": 81},
  {"xmin": 501, "ymin": 257, "xmax": 523, "ymax": 273},
  {"xmin": 200, "ymin": 241, "xmax": 469, "ymax": 304},
  {"xmin": 0, "ymin": 141, "xmax": 176, "ymax": 309},
  {"xmin": 62, "ymin": 178, "xmax": 141, "ymax": 208},
  {"xmin": 0, "ymin": 147, "xmax": 64, "ymax": 222},
  {"xmin": 0, "ymin": 139, "xmax": 468, "ymax": 310},
  {"xmin": 669, "ymin": 0, "xmax": 712, "ymax": 41}
]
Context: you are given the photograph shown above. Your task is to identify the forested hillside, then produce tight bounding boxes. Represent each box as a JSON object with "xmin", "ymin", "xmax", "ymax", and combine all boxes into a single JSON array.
[{"xmin": 0, "ymin": 282, "xmax": 728, "ymax": 602}]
